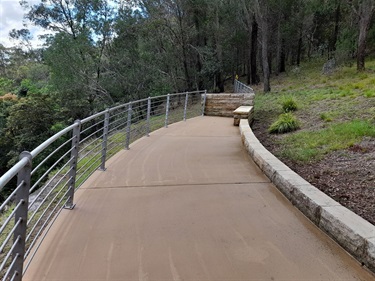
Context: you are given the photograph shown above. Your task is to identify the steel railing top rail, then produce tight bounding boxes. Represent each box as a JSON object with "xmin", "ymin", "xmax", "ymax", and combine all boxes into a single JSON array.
[
  {"xmin": 30, "ymin": 124, "xmax": 78, "ymax": 159},
  {"xmin": 0, "ymin": 158, "xmax": 29, "ymax": 192}
]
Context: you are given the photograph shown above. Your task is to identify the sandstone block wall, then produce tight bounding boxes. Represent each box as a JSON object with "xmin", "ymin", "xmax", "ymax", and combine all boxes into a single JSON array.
[
  {"xmin": 204, "ymin": 93, "xmax": 255, "ymax": 117},
  {"xmin": 239, "ymin": 119, "xmax": 375, "ymax": 272}
]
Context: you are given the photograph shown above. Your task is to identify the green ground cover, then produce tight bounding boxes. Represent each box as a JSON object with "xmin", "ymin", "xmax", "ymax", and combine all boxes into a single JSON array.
[{"xmin": 252, "ymin": 58, "xmax": 375, "ymax": 163}]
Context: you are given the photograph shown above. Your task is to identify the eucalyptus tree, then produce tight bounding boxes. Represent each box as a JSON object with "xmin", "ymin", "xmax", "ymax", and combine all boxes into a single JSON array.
[
  {"xmin": 23, "ymin": 0, "xmax": 117, "ymax": 118},
  {"xmin": 349, "ymin": 0, "xmax": 375, "ymax": 71}
]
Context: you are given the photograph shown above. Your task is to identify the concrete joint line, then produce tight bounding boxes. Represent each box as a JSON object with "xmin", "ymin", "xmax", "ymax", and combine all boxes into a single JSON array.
[
  {"xmin": 83, "ymin": 181, "xmax": 270, "ymax": 190},
  {"xmin": 239, "ymin": 119, "xmax": 375, "ymax": 273}
]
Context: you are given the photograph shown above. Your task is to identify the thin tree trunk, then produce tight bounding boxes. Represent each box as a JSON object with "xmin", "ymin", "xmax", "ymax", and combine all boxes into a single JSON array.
[
  {"xmin": 254, "ymin": 0, "xmax": 270, "ymax": 92},
  {"xmin": 194, "ymin": 8, "xmax": 204, "ymax": 90},
  {"xmin": 261, "ymin": 19, "xmax": 270, "ymax": 92},
  {"xmin": 297, "ymin": 29, "xmax": 303, "ymax": 67},
  {"xmin": 247, "ymin": 42, "xmax": 251, "ymax": 85},
  {"xmin": 251, "ymin": 16, "xmax": 259, "ymax": 84},
  {"xmin": 214, "ymin": 4, "xmax": 224, "ymax": 92},
  {"xmin": 357, "ymin": 1, "xmax": 374, "ymax": 71},
  {"xmin": 275, "ymin": 20, "xmax": 281, "ymax": 76},
  {"xmin": 330, "ymin": 2, "xmax": 340, "ymax": 56},
  {"xmin": 279, "ymin": 38, "xmax": 286, "ymax": 73}
]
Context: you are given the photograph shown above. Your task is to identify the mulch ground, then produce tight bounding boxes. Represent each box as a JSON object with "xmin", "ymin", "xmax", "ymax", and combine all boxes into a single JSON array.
[{"xmin": 252, "ymin": 121, "xmax": 375, "ymax": 225}]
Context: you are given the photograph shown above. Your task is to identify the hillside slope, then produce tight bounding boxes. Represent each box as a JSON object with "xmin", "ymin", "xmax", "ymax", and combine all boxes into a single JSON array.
[{"xmin": 251, "ymin": 59, "xmax": 375, "ymax": 224}]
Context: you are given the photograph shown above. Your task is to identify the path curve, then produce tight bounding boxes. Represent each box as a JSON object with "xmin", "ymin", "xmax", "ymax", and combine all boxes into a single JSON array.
[{"xmin": 24, "ymin": 116, "xmax": 374, "ymax": 280}]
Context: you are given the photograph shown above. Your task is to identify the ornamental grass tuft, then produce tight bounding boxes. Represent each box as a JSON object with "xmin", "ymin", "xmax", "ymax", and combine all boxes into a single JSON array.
[
  {"xmin": 281, "ymin": 96, "xmax": 298, "ymax": 113},
  {"xmin": 269, "ymin": 112, "xmax": 300, "ymax": 134}
]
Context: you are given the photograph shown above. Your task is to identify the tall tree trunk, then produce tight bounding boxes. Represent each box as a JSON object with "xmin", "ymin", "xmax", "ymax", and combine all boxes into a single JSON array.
[
  {"xmin": 247, "ymin": 39, "xmax": 251, "ymax": 85},
  {"xmin": 357, "ymin": 1, "xmax": 374, "ymax": 71},
  {"xmin": 275, "ymin": 20, "xmax": 281, "ymax": 76},
  {"xmin": 261, "ymin": 19, "xmax": 270, "ymax": 92},
  {"xmin": 176, "ymin": 5, "xmax": 192, "ymax": 90},
  {"xmin": 268, "ymin": 52, "xmax": 272, "ymax": 75},
  {"xmin": 214, "ymin": 4, "xmax": 224, "ymax": 92},
  {"xmin": 330, "ymin": 2, "xmax": 340, "ymax": 57},
  {"xmin": 279, "ymin": 38, "xmax": 286, "ymax": 73},
  {"xmin": 251, "ymin": 16, "xmax": 259, "ymax": 84},
  {"xmin": 254, "ymin": 0, "xmax": 270, "ymax": 92},
  {"xmin": 241, "ymin": 0, "xmax": 259, "ymax": 85},
  {"xmin": 296, "ymin": 29, "xmax": 303, "ymax": 67},
  {"xmin": 193, "ymin": 8, "xmax": 204, "ymax": 90},
  {"xmin": 240, "ymin": 0, "xmax": 252, "ymax": 85}
]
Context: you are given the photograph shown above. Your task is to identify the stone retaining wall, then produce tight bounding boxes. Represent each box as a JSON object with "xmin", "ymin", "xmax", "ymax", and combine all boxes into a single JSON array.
[
  {"xmin": 205, "ymin": 93, "xmax": 255, "ymax": 117},
  {"xmin": 239, "ymin": 119, "xmax": 375, "ymax": 272}
]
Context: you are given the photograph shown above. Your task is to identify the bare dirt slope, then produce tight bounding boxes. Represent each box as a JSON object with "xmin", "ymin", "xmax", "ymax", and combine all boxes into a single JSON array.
[{"xmin": 24, "ymin": 117, "xmax": 374, "ymax": 280}]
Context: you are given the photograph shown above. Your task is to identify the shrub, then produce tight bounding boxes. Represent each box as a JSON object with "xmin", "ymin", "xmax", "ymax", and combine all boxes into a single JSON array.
[
  {"xmin": 269, "ymin": 112, "xmax": 300, "ymax": 134},
  {"xmin": 281, "ymin": 96, "xmax": 298, "ymax": 113}
]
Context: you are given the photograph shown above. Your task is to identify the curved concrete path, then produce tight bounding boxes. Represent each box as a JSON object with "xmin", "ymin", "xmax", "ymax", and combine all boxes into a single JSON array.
[{"xmin": 24, "ymin": 116, "xmax": 374, "ymax": 280}]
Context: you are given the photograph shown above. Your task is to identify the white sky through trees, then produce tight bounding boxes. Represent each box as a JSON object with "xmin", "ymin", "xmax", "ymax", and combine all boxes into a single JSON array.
[
  {"xmin": 0, "ymin": 0, "xmax": 50, "ymax": 48},
  {"xmin": 0, "ymin": 0, "xmax": 136, "ymax": 48}
]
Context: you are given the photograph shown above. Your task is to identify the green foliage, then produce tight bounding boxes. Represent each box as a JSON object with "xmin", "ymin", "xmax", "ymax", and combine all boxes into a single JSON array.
[
  {"xmin": 0, "ymin": 94, "xmax": 18, "ymax": 133},
  {"xmin": 5, "ymin": 96, "xmax": 59, "ymax": 165},
  {"xmin": 269, "ymin": 112, "xmax": 300, "ymax": 134},
  {"xmin": 0, "ymin": 78, "xmax": 14, "ymax": 95},
  {"xmin": 281, "ymin": 120, "xmax": 375, "ymax": 162},
  {"xmin": 364, "ymin": 90, "xmax": 375, "ymax": 98},
  {"xmin": 281, "ymin": 96, "xmax": 298, "ymax": 113}
]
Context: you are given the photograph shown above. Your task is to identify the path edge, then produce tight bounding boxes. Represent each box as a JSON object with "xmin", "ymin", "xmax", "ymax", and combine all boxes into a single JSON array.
[{"xmin": 239, "ymin": 119, "xmax": 375, "ymax": 272}]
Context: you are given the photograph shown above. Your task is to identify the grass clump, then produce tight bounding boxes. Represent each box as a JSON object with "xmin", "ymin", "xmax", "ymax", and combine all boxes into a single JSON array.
[
  {"xmin": 269, "ymin": 112, "xmax": 300, "ymax": 134},
  {"xmin": 280, "ymin": 120, "xmax": 375, "ymax": 162},
  {"xmin": 281, "ymin": 96, "xmax": 298, "ymax": 112},
  {"xmin": 364, "ymin": 90, "xmax": 375, "ymax": 98},
  {"xmin": 320, "ymin": 112, "xmax": 333, "ymax": 122}
]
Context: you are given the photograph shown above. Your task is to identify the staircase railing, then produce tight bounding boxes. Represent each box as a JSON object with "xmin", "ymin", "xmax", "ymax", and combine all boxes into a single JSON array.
[
  {"xmin": 234, "ymin": 79, "xmax": 254, "ymax": 93},
  {"xmin": 0, "ymin": 90, "xmax": 206, "ymax": 281}
]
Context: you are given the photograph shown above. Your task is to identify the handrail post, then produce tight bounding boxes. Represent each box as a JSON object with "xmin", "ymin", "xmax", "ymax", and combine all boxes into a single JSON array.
[
  {"xmin": 146, "ymin": 97, "xmax": 151, "ymax": 137},
  {"xmin": 201, "ymin": 90, "xmax": 207, "ymax": 116},
  {"xmin": 99, "ymin": 109, "xmax": 110, "ymax": 171},
  {"xmin": 125, "ymin": 102, "xmax": 132, "ymax": 150},
  {"xmin": 165, "ymin": 94, "xmax": 170, "ymax": 128},
  {"xmin": 12, "ymin": 152, "xmax": 32, "ymax": 281},
  {"xmin": 183, "ymin": 92, "xmax": 188, "ymax": 121},
  {"xmin": 65, "ymin": 120, "xmax": 81, "ymax": 210}
]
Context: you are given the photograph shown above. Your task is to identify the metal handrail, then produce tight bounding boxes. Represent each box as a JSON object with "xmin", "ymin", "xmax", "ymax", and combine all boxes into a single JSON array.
[
  {"xmin": 0, "ymin": 158, "xmax": 29, "ymax": 193},
  {"xmin": 0, "ymin": 89, "xmax": 207, "ymax": 281},
  {"xmin": 234, "ymin": 79, "xmax": 254, "ymax": 93}
]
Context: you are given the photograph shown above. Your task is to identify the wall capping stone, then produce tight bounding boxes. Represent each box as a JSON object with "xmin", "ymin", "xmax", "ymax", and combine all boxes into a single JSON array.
[{"xmin": 239, "ymin": 119, "xmax": 375, "ymax": 272}]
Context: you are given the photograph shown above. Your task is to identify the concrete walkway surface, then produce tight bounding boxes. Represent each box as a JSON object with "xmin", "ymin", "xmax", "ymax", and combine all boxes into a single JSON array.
[{"xmin": 24, "ymin": 116, "xmax": 375, "ymax": 280}]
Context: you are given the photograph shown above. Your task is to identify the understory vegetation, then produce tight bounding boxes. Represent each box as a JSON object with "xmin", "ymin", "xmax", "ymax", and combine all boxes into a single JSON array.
[{"xmin": 253, "ymin": 58, "xmax": 375, "ymax": 163}]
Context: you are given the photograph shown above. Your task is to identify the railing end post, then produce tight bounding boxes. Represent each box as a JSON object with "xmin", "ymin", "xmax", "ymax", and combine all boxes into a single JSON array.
[
  {"xmin": 12, "ymin": 151, "xmax": 32, "ymax": 281},
  {"xmin": 202, "ymin": 90, "xmax": 207, "ymax": 116},
  {"xmin": 99, "ymin": 109, "xmax": 110, "ymax": 171},
  {"xmin": 146, "ymin": 97, "xmax": 151, "ymax": 137},
  {"xmin": 125, "ymin": 102, "xmax": 132, "ymax": 150},
  {"xmin": 165, "ymin": 94, "xmax": 170, "ymax": 128},
  {"xmin": 183, "ymin": 92, "xmax": 189, "ymax": 121}
]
